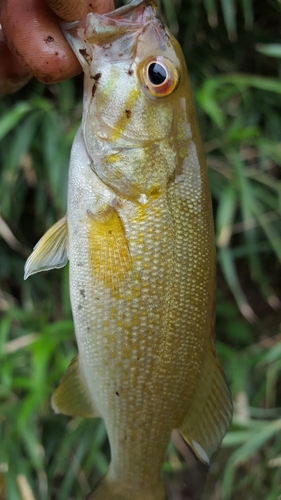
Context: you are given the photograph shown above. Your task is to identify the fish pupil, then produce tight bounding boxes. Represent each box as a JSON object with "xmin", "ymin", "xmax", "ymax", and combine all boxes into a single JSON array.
[{"xmin": 148, "ymin": 62, "xmax": 167, "ymax": 85}]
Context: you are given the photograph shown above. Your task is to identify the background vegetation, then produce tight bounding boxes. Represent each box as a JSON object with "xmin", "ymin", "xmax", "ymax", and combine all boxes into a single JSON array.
[{"xmin": 1, "ymin": 0, "xmax": 281, "ymax": 498}]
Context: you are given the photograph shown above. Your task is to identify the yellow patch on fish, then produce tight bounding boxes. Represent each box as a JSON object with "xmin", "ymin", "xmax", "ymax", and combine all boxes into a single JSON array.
[
  {"xmin": 87, "ymin": 208, "xmax": 131, "ymax": 289},
  {"xmin": 110, "ymin": 88, "xmax": 140, "ymax": 141}
]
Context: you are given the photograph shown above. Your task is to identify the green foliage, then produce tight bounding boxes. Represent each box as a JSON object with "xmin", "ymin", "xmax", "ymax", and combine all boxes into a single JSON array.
[{"xmin": 1, "ymin": 0, "xmax": 281, "ymax": 499}]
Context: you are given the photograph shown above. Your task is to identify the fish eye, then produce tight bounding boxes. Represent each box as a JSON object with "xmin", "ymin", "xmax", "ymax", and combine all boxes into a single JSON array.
[
  {"xmin": 148, "ymin": 62, "xmax": 167, "ymax": 86},
  {"xmin": 139, "ymin": 56, "xmax": 180, "ymax": 98}
]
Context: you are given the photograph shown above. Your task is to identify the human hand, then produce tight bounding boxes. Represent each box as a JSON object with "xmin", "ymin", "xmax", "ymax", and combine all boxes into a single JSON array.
[{"xmin": 0, "ymin": 0, "xmax": 114, "ymax": 94}]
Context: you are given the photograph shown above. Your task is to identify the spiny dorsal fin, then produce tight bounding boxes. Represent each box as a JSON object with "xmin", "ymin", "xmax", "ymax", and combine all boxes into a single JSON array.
[
  {"xmin": 51, "ymin": 355, "xmax": 100, "ymax": 419},
  {"xmin": 24, "ymin": 216, "xmax": 68, "ymax": 279},
  {"xmin": 178, "ymin": 347, "xmax": 232, "ymax": 465}
]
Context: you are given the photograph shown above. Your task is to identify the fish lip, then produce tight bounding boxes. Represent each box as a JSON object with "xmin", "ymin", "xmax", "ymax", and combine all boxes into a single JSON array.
[
  {"xmin": 61, "ymin": 0, "xmax": 157, "ymax": 34},
  {"xmin": 103, "ymin": 0, "xmax": 157, "ymax": 23},
  {"xmin": 82, "ymin": 1, "xmax": 158, "ymax": 48}
]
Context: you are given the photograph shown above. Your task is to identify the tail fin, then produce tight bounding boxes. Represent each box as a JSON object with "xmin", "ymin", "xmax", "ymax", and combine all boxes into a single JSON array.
[{"xmin": 87, "ymin": 476, "xmax": 165, "ymax": 500}]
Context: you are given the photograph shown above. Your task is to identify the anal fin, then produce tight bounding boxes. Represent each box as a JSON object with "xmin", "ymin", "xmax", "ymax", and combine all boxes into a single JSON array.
[
  {"xmin": 51, "ymin": 355, "xmax": 100, "ymax": 419},
  {"xmin": 178, "ymin": 348, "xmax": 232, "ymax": 465},
  {"xmin": 24, "ymin": 216, "xmax": 68, "ymax": 279}
]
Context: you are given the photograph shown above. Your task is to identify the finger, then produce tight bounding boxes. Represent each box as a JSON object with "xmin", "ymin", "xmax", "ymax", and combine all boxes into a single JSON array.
[
  {"xmin": 0, "ymin": 29, "xmax": 32, "ymax": 94},
  {"xmin": 45, "ymin": 0, "xmax": 114, "ymax": 22},
  {"xmin": 1, "ymin": 0, "xmax": 81, "ymax": 84}
]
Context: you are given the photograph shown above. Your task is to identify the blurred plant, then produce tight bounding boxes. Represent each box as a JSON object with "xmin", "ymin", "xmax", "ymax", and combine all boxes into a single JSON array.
[{"xmin": 1, "ymin": 0, "xmax": 281, "ymax": 499}]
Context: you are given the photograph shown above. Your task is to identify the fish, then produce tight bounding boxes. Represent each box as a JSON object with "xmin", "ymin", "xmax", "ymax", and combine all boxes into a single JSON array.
[{"xmin": 24, "ymin": 1, "xmax": 232, "ymax": 499}]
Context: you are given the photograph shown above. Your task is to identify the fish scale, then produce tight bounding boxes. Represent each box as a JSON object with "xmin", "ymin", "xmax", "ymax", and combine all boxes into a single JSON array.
[
  {"xmin": 75, "ymin": 201, "xmax": 174, "ymax": 489},
  {"xmin": 24, "ymin": 1, "xmax": 232, "ymax": 499}
]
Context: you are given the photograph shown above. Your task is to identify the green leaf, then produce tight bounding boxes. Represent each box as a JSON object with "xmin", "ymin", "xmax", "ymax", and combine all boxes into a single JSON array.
[
  {"xmin": 220, "ymin": 0, "xmax": 236, "ymax": 39},
  {"xmin": 256, "ymin": 43, "xmax": 281, "ymax": 58},
  {"xmin": 239, "ymin": 0, "xmax": 254, "ymax": 29},
  {"xmin": 161, "ymin": 0, "xmax": 179, "ymax": 34},
  {"xmin": 218, "ymin": 247, "xmax": 257, "ymax": 322},
  {"xmin": 216, "ymin": 185, "xmax": 237, "ymax": 247},
  {"xmin": 196, "ymin": 81, "xmax": 225, "ymax": 128},
  {"xmin": 221, "ymin": 74, "xmax": 281, "ymax": 94},
  {"xmin": 252, "ymin": 203, "xmax": 281, "ymax": 263},
  {"xmin": 203, "ymin": 0, "xmax": 218, "ymax": 26},
  {"xmin": 222, "ymin": 420, "xmax": 281, "ymax": 499},
  {"xmin": 259, "ymin": 343, "xmax": 281, "ymax": 365},
  {"xmin": 0, "ymin": 102, "xmax": 33, "ymax": 140}
]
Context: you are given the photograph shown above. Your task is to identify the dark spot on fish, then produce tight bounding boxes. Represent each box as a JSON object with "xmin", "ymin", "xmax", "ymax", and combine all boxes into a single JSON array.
[
  {"xmin": 78, "ymin": 304, "xmax": 82, "ymax": 311},
  {"xmin": 93, "ymin": 72, "xmax": 102, "ymax": 81},
  {"xmin": 87, "ymin": 326, "xmax": 90, "ymax": 333},
  {"xmin": 125, "ymin": 109, "xmax": 132, "ymax": 119},
  {"xmin": 118, "ymin": 53, "xmax": 124, "ymax": 57},
  {"xmin": 77, "ymin": 263, "xmax": 84, "ymax": 267},
  {"xmin": 128, "ymin": 69, "xmax": 133, "ymax": 76},
  {"xmin": 55, "ymin": 52, "xmax": 58, "ymax": 56},
  {"xmin": 116, "ymin": 391, "xmax": 120, "ymax": 397},
  {"xmin": 90, "ymin": 73, "xmax": 101, "ymax": 98},
  {"xmin": 124, "ymin": 436, "xmax": 127, "ymax": 441},
  {"xmin": 80, "ymin": 289, "xmax": 85, "ymax": 297},
  {"xmin": 45, "ymin": 36, "xmax": 54, "ymax": 43},
  {"xmin": 92, "ymin": 84, "xmax": 97, "ymax": 97},
  {"xmin": 79, "ymin": 48, "xmax": 92, "ymax": 63},
  {"xmin": 95, "ymin": 297, "xmax": 100, "ymax": 300},
  {"xmin": 108, "ymin": 230, "xmax": 112, "ymax": 234},
  {"xmin": 89, "ymin": 3, "xmax": 92, "ymax": 7}
]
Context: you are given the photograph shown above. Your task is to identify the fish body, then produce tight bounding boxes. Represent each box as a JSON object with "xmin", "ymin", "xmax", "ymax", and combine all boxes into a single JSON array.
[{"xmin": 24, "ymin": 1, "xmax": 232, "ymax": 499}]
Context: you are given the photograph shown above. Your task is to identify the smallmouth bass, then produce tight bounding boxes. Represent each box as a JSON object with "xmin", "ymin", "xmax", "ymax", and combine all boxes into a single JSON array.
[{"xmin": 24, "ymin": 1, "xmax": 232, "ymax": 499}]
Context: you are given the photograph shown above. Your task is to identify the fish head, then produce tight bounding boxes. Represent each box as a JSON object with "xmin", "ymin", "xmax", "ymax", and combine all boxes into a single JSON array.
[{"xmin": 63, "ymin": 0, "xmax": 193, "ymax": 203}]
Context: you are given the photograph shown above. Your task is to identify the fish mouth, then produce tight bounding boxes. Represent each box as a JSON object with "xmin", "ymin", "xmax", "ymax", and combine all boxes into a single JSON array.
[
  {"xmin": 62, "ymin": 0, "xmax": 158, "ymax": 47},
  {"xmin": 83, "ymin": 0, "xmax": 158, "ymax": 46},
  {"xmin": 105, "ymin": 0, "xmax": 157, "ymax": 22}
]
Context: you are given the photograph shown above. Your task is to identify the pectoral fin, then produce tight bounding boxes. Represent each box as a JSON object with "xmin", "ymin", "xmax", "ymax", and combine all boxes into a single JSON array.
[
  {"xmin": 178, "ymin": 349, "xmax": 232, "ymax": 465},
  {"xmin": 24, "ymin": 216, "xmax": 68, "ymax": 279},
  {"xmin": 51, "ymin": 355, "xmax": 100, "ymax": 418}
]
